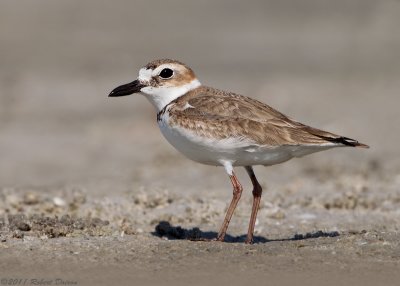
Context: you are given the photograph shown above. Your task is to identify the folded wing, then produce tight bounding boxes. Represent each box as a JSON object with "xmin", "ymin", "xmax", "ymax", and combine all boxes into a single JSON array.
[{"xmin": 168, "ymin": 87, "xmax": 369, "ymax": 148}]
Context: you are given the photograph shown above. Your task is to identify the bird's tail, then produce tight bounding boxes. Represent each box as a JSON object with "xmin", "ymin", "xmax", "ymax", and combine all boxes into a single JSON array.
[{"xmin": 319, "ymin": 135, "xmax": 369, "ymax": 148}]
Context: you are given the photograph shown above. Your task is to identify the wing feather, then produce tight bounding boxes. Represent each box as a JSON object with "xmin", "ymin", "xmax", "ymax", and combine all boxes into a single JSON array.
[{"xmin": 167, "ymin": 86, "xmax": 368, "ymax": 148}]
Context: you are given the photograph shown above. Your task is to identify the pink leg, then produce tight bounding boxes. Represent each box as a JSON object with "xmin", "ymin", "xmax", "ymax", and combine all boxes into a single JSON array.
[
  {"xmin": 245, "ymin": 166, "xmax": 263, "ymax": 244},
  {"xmin": 216, "ymin": 171, "xmax": 243, "ymax": 242}
]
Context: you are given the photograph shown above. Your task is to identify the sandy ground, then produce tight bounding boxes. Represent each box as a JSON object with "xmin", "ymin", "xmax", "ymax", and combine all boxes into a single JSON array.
[{"xmin": 1, "ymin": 1, "xmax": 400, "ymax": 285}]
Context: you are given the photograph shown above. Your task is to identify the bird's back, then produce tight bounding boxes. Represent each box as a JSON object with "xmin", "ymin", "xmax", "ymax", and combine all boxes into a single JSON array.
[{"xmin": 165, "ymin": 86, "xmax": 368, "ymax": 148}]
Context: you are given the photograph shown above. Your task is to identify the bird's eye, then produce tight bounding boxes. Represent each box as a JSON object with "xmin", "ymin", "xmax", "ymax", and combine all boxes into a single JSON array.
[{"xmin": 159, "ymin": 68, "xmax": 174, "ymax": 79}]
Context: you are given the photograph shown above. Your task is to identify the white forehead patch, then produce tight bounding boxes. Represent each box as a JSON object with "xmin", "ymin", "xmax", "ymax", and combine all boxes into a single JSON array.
[{"xmin": 138, "ymin": 68, "xmax": 153, "ymax": 81}]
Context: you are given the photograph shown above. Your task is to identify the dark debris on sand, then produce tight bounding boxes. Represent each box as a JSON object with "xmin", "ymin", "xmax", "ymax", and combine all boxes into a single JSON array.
[
  {"xmin": 293, "ymin": 230, "xmax": 340, "ymax": 240},
  {"xmin": 3, "ymin": 214, "xmax": 110, "ymax": 238}
]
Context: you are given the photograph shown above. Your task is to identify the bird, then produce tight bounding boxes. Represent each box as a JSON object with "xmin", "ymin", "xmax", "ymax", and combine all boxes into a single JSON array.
[{"xmin": 109, "ymin": 59, "xmax": 369, "ymax": 244}]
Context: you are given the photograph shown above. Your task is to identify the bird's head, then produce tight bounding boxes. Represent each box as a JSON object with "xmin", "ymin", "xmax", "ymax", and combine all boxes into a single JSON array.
[{"xmin": 109, "ymin": 59, "xmax": 201, "ymax": 110}]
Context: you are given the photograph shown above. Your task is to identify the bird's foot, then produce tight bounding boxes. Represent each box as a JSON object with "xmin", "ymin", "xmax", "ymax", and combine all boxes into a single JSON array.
[{"xmin": 245, "ymin": 236, "xmax": 254, "ymax": 244}]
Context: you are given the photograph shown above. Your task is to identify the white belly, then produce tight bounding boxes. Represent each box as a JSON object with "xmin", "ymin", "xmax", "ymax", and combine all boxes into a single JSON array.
[{"xmin": 158, "ymin": 113, "xmax": 336, "ymax": 167}]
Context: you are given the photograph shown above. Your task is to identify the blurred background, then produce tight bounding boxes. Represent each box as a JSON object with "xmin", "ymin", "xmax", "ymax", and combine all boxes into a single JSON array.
[{"xmin": 0, "ymin": 0, "xmax": 399, "ymax": 194}]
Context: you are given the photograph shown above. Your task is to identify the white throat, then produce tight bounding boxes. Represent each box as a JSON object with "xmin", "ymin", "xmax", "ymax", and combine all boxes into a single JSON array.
[{"xmin": 140, "ymin": 79, "xmax": 201, "ymax": 111}]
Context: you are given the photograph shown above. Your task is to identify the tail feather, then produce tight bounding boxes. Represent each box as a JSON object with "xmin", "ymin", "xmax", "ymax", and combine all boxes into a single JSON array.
[
  {"xmin": 318, "ymin": 135, "xmax": 369, "ymax": 148},
  {"xmin": 300, "ymin": 125, "xmax": 369, "ymax": 149}
]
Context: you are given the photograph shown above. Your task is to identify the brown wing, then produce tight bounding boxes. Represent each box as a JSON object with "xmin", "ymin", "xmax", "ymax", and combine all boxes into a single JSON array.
[{"xmin": 168, "ymin": 86, "xmax": 368, "ymax": 148}]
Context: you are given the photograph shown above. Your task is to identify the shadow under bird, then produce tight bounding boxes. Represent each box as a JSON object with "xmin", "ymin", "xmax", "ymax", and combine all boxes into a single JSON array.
[{"xmin": 109, "ymin": 59, "xmax": 369, "ymax": 244}]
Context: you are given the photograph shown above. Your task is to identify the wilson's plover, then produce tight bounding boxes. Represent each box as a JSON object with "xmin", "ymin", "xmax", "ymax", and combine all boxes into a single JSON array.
[{"xmin": 109, "ymin": 59, "xmax": 368, "ymax": 244}]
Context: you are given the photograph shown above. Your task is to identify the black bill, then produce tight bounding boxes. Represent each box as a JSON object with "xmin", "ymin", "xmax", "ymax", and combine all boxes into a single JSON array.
[{"xmin": 108, "ymin": 80, "xmax": 145, "ymax": 97}]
